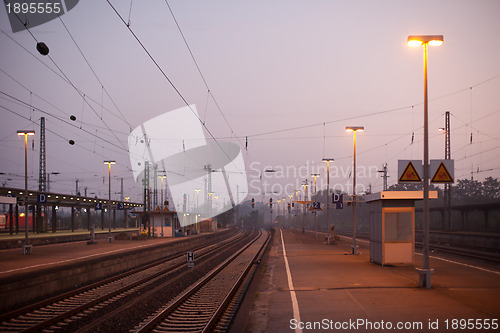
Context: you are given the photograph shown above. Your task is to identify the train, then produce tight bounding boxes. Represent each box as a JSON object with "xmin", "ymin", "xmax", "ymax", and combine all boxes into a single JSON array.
[{"xmin": 0, "ymin": 213, "xmax": 38, "ymax": 229}]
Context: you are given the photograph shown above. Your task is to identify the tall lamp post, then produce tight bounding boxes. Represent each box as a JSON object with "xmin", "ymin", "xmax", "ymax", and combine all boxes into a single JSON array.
[
  {"xmin": 104, "ymin": 160, "xmax": 116, "ymax": 243},
  {"xmin": 18, "ymin": 130, "xmax": 35, "ymax": 255},
  {"xmin": 301, "ymin": 181, "xmax": 308, "ymax": 234},
  {"xmin": 322, "ymin": 158, "xmax": 334, "ymax": 244},
  {"xmin": 159, "ymin": 175, "xmax": 167, "ymax": 237},
  {"xmin": 408, "ymin": 34, "xmax": 443, "ymax": 288},
  {"xmin": 346, "ymin": 126, "xmax": 364, "ymax": 255},
  {"xmin": 311, "ymin": 173, "xmax": 320, "ymax": 238}
]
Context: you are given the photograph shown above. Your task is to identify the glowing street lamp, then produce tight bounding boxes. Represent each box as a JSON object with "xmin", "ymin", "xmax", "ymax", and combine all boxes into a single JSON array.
[
  {"xmin": 301, "ymin": 181, "xmax": 308, "ymax": 234},
  {"xmin": 408, "ymin": 34, "xmax": 443, "ymax": 289},
  {"xmin": 346, "ymin": 126, "xmax": 364, "ymax": 255},
  {"xmin": 158, "ymin": 175, "xmax": 167, "ymax": 237},
  {"xmin": 322, "ymin": 158, "xmax": 334, "ymax": 244},
  {"xmin": 18, "ymin": 130, "xmax": 35, "ymax": 255},
  {"xmin": 104, "ymin": 160, "xmax": 116, "ymax": 243}
]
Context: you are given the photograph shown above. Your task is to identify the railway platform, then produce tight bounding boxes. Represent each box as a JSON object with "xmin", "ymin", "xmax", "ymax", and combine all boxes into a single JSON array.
[
  {"xmin": 239, "ymin": 228, "xmax": 500, "ymax": 333},
  {"xmin": 0, "ymin": 229, "xmax": 228, "ymax": 312},
  {"xmin": 0, "ymin": 229, "xmax": 173, "ymax": 280}
]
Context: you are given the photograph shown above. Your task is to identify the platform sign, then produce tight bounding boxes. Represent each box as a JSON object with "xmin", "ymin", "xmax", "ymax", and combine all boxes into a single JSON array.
[
  {"xmin": 37, "ymin": 193, "xmax": 47, "ymax": 204},
  {"xmin": 398, "ymin": 160, "xmax": 423, "ymax": 183},
  {"xmin": 186, "ymin": 251, "xmax": 194, "ymax": 267},
  {"xmin": 117, "ymin": 202, "xmax": 125, "ymax": 210},
  {"xmin": 95, "ymin": 203, "xmax": 103, "ymax": 210},
  {"xmin": 333, "ymin": 193, "xmax": 344, "ymax": 209},
  {"xmin": 430, "ymin": 160, "xmax": 454, "ymax": 183},
  {"xmin": 311, "ymin": 202, "xmax": 322, "ymax": 210}
]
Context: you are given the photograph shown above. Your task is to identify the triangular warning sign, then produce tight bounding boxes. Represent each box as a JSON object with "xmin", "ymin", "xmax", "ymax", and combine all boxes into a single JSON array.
[
  {"xmin": 399, "ymin": 161, "xmax": 422, "ymax": 182},
  {"xmin": 431, "ymin": 162, "xmax": 454, "ymax": 183}
]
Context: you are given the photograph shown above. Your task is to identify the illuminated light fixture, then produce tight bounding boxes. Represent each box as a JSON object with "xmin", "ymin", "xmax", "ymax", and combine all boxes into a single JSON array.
[
  {"xmin": 104, "ymin": 160, "xmax": 116, "ymax": 243},
  {"xmin": 346, "ymin": 126, "xmax": 364, "ymax": 255},
  {"xmin": 407, "ymin": 33, "xmax": 444, "ymax": 289},
  {"xmin": 17, "ymin": 130, "xmax": 35, "ymax": 137},
  {"xmin": 345, "ymin": 126, "xmax": 364, "ymax": 132},
  {"xmin": 20, "ymin": 213, "xmax": 25, "ymax": 217},
  {"xmin": 407, "ymin": 35, "xmax": 444, "ymax": 47}
]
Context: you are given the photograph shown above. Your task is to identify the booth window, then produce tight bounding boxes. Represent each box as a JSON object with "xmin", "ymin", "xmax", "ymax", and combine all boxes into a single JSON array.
[{"xmin": 384, "ymin": 211, "xmax": 412, "ymax": 242}]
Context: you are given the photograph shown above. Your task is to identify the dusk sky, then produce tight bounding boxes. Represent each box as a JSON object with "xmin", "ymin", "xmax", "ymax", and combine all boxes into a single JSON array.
[{"xmin": 1, "ymin": 0, "xmax": 499, "ymax": 205}]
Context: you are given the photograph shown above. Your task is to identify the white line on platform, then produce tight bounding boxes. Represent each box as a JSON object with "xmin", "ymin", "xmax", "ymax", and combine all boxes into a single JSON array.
[
  {"xmin": 281, "ymin": 229, "xmax": 302, "ymax": 333},
  {"xmin": 340, "ymin": 235, "xmax": 499, "ymax": 275},
  {"xmin": 417, "ymin": 253, "xmax": 500, "ymax": 276}
]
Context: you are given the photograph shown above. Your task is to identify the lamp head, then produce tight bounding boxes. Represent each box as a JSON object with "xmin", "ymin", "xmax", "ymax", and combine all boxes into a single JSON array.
[
  {"xmin": 346, "ymin": 126, "xmax": 364, "ymax": 132},
  {"xmin": 17, "ymin": 130, "xmax": 35, "ymax": 136},
  {"xmin": 407, "ymin": 35, "xmax": 444, "ymax": 46}
]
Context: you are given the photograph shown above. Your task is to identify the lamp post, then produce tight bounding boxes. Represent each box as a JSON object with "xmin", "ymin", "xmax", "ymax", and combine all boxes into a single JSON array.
[
  {"xmin": 18, "ymin": 130, "xmax": 35, "ymax": 255},
  {"xmin": 159, "ymin": 175, "xmax": 167, "ymax": 237},
  {"xmin": 104, "ymin": 161, "xmax": 116, "ymax": 243},
  {"xmin": 311, "ymin": 173, "xmax": 320, "ymax": 238},
  {"xmin": 195, "ymin": 189, "xmax": 200, "ymax": 232},
  {"xmin": 346, "ymin": 126, "xmax": 364, "ymax": 255},
  {"xmin": 408, "ymin": 34, "xmax": 443, "ymax": 289},
  {"xmin": 323, "ymin": 158, "xmax": 334, "ymax": 244},
  {"xmin": 301, "ymin": 181, "xmax": 308, "ymax": 234}
]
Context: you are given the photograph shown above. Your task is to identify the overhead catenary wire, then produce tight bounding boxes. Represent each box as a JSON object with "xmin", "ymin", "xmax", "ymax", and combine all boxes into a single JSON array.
[
  {"xmin": 55, "ymin": 13, "xmax": 133, "ymax": 129},
  {"xmin": 0, "ymin": 30, "xmax": 132, "ymax": 134},
  {"xmin": 105, "ymin": 0, "xmax": 233, "ymax": 163},
  {"xmin": 0, "ymin": 92, "xmax": 130, "ymax": 155},
  {"xmin": 3, "ymin": 11, "xmax": 128, "ymax": 152},
  {"xmin": 164, "ymin": 0, "xmax": 245, "ymax": 147}
]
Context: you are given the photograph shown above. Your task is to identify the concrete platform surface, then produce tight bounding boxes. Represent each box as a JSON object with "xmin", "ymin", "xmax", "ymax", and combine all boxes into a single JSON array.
[
  {"xmin": 0, "ymin": 235, "xmax": 177, "ymax": 280},
  {"xmin": 242, "ymin": 228, "xmax": 500, "ymax": 333}
]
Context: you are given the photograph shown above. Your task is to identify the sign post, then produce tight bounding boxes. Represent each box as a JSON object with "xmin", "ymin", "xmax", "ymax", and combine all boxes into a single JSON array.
[{"xmin": 186, "ymin": 251, "xmax": 194, "ymax": 267}]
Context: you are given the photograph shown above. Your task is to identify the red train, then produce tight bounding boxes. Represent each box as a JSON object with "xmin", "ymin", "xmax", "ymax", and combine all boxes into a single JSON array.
[{"xmin": 1, "ymin": 213, "xmax": 38, "ymax": 229}]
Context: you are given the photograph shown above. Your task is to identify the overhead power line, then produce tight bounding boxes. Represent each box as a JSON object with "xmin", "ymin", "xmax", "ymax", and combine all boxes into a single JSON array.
[{"xmin": 105, "ymin": 0, "xmax": 232, "ymax": 162}]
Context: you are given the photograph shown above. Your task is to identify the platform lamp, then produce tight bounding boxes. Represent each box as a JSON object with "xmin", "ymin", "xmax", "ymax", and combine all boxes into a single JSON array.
[
  {"xmin": 346, "ymin": 126, "xmax": 364, "ymax": 255},
  {"xmin": 104, "ymin": 160, "xmax": 116, "ymax": 243},
  {"xmin": 322, "ymin": 158, "xmax": 334, "ymax": 244},
  {"xmin": 408, "ymin": 34, "xmax": 443, "ymax": 289},
  {"xmin": 18, "ymin": 130, "xmax": 35, "ymax": 255}
]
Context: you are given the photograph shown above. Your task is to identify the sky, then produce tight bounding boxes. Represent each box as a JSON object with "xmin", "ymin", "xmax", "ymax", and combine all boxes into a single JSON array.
[{"xmin": 1, "ymin": 0, "xmax": 500, "ymax": 206}]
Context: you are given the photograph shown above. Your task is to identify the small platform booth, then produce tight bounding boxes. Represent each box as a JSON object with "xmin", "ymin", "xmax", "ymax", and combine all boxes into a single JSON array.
[{"xmin": 365, "ymin": 191, "xmax": 437, "ymax": 266}]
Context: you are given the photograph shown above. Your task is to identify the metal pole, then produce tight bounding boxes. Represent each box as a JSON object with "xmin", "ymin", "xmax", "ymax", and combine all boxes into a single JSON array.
[
  {"xmin": 312, "ymin": 174, "xmax": 319, "ymax": 238},
  {"xmin": 108, "ymin": 163, "xmax": 112, "ymax": 242},
  {"xmin": 352, "ymin": 130, "xmax": 358, "ymax": 255},
  {"xmin": 326, "ymin": 160, "xmax": 331, "ymax": 244},
  {"xmin": 23, "ymin": 133, "xmax": 29, "ymax": 253},
  {"xmin": 423, "ymin": 43, "xmax": 430, "ymax": 271}
]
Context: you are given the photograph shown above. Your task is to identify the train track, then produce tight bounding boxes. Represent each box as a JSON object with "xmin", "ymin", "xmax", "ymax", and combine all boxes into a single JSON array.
[
  {"xmin": 132, "ymin": 228, "xmax": 270, "ymax": 333},
  {"xmin": 0, "ymin": 229, "xmax": 249, "ymax": 332}
]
